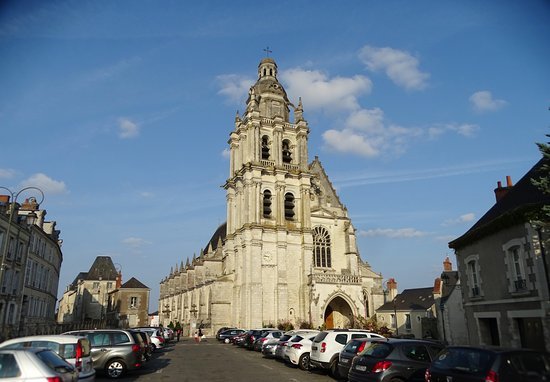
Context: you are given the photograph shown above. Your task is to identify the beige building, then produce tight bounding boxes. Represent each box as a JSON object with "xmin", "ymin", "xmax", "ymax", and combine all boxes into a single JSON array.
[
  {"xmin": 107, "ymin": 277, "xmax": 150, "ymax": 328},
  {"xmin": 57, "ymin": 256, "xmax": 119, "ymax": 324},
  {"xmin": 0, "ymin": 194, "xmax": 62, "ymax": 339},
  {"xmin": 159, "ymin": 57, "xmax": 385, "ymax": 334},
  {"xmin": 449, "ymin": 161, "xmax": 550, "ymax": 351}
]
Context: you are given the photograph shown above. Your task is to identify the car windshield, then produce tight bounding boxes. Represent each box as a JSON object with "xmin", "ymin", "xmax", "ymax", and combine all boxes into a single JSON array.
[
  {"xmin": 279, "ymin": 335, "xmax": 292, "ymax": 341},
  {"xmin": 342, "ymin": 339, "xmax": 364, "ymax": 354},
  {"xmin": 362, "ymin": 342, "xmax": 392, "ymax": 358},
  {"xmin": 432, "ymin": 348, "xmax": 494, "ymax": 375},
  {"xmin": 313, "ymin": 332, "xmax": 328, "ymax": 342}
]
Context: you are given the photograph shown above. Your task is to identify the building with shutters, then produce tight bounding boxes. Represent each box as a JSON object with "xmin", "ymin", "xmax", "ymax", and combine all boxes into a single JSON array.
[{"xmin": 159, "ymin": 57, "xmax": 385, "ymax": 334}]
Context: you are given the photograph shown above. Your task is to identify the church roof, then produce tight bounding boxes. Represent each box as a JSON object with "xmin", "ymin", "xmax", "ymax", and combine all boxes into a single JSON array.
[
  {"xmin": 120, "ymin": 277, "xmax": 149, "ymax": 289},
  {"xmin": 378, "ymin": 287, "xmax": 435, "ymax": 311},
  {"xmin": 449, "ymin": 158, "xmax": 549, "ymax": 249},
  {"xmin": 86, "ymin": 256, "xmax": 118, "ymax": 281},
  {"xmin": 203, "ymin": 222, "xmax": 227, "ymax": 254}
]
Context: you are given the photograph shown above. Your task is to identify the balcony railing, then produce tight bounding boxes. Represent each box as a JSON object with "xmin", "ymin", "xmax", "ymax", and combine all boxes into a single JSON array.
[{"xmin": 310, "ymin": 273, "xmax": 361, "ymax": 285}]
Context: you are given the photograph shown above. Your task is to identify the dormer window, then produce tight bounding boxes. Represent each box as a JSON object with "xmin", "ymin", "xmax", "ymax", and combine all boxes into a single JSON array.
[
  {"xmin": 284, "ymin": 192, "xmax": 295, "ymax": 220},
  {"xmin": 282, "ymin": 139, "xmax": 292, "ymax": 163},
  {"xmin": 261, "ymin": 136, "xmax": 270, "ymax": 160}
]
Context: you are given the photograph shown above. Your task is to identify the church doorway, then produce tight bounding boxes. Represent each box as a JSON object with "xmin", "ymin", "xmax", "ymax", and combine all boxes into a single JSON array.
[{"xmin": 324, "ymin": 296, "xmax": 353, "ymax": 329}]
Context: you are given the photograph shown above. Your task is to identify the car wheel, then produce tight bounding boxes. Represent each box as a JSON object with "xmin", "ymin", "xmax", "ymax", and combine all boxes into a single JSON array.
[
  {"xmin": 329, "ymin": 358, "xmax": 340, "ymax": 379},
  {"xmin": 224, "ymin": 338, "xmax": 230, "ymax": 344},
  {"xmin": 298, "ymin": 353, "xmax": 310, "ymax": 370},
  {"xmin": 105, "ymin": 358, "xmax": 127, "ymax": 379}
]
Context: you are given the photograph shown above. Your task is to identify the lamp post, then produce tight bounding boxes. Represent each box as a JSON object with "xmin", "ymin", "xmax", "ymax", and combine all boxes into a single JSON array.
[{"xmin": 0, "ymin": 186, "xmax": 44, "ymax": 337}]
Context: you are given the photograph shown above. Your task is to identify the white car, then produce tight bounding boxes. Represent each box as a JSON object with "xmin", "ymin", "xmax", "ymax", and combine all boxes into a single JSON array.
[
  {"xmin": 0, "ymin": 348, "xmax": 79, "ymax": 382},
  {"xmin": 0, "ymin": 334, "xmax": 95, "ymax": 382},
  {"xmin": 309, "ymin": 329, "xmax": 384, "ymax": 378},
  {"xmin": 135, "ymin": 328, "xmax": 165, "ymax": 350},
  {"xmin": 283, "ymin": 330, "xmax": 319, "ymax": 370}
]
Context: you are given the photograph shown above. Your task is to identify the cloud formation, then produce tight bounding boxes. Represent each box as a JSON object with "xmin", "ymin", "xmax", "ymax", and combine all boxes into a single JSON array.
[
  {"xmin": 20, "ymin": 173, "xmax": 67, "ymax": 194},
  {"xmin": 118, "ymin": 118, "xmax": 140, "ymax": 139},
  {"xmin": 217, "ymin": 74, "xmax": 255, "ymax": 104},
  {"xmin": 122, "ymin": 237, "xmax": 152, "ymax": 248},
  {"xmin": 469, "ymin": 90, "xmax": 507, "ymax": 112},
  {"xmin": 0, "ymin": 168, "xmax": 15, "ymax": 179},
  {"xmin": 443, "ymin": 212, "xmax": 476, "ymax": 226},
  {"xmin": 281, "ymin": 68, "xmax": 372, "ymax": 111},
  {"xmin": 358, "ymin": 227, "xmax": 429, "ymax": 238},
  {"xmin": 359, "ymin": 45, "xmax": 429, "ymax": 90},
  {"xmin": 221, "ymin": 148, "xmax": 230, "ymax": 159}
]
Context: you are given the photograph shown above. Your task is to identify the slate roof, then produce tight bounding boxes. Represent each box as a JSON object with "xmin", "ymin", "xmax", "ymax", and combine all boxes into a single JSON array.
[
  {"xmin": 120, "ymin": 277, "xmax": 149, "ymax": 289},
  {"xmin": 69, "ymin": 272, "xmax": 88, "ymax": 289},
  {"xmin": 86, "ymin": 256, "xmax": 118, "ymax": 281},
  {"xmin": 378, "ymin": 287, "xmax": 435, "ymax": 311},
  {"xmin": 439, "ymin": 271, "xmax": 460, "ymax": 305},
  {"xmin": 203, "ymin": 222, "xmax": 226, "ymax": 253},
  {"xmin": 449, "ymin": 158, "xmax": 550, "ymax": 249}
]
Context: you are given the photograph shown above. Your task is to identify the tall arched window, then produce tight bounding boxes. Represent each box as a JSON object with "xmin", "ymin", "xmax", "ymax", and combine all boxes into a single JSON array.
[
  {"xmin": 284, "ymin": 193, "xmax": 295, "ymax": 220},
  {"xmin": 282, "ymin": 139, "xmax": 292, "ymax": 163},
  {"xmin": 263, "ymin": 190, "xmax": 272, "ymax": 218},
  {"xmin": 313, "ymin": 226, "xmax": 331, "ymax": 268},
  {"xmin": 261, "ymin": 135, "xmax": 270, "ymax": 160}
]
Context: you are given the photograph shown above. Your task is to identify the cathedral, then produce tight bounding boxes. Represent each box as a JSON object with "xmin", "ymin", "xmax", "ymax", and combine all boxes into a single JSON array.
[{"xmin": 159, "ymin": 57, "xmax": 384, "ymax": 334}]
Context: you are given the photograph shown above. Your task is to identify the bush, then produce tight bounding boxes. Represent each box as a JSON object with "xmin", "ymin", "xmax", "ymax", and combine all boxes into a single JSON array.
[
  {"xmin": 277, "ymin": 320, "xmax": 294, "ymax": 331},
  {"xmin": 350, "ymin": 315, "xmax": 392, "ymax": 337},
  {"xmin": 297, "ymin": 320, "xmax": 313, "ymax": 329}
]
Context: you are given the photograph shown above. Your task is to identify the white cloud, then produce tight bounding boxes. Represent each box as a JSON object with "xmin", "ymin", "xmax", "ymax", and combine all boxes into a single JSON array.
[
  {"xmin": 281, "ymin": 68, "xmax": 372, "ymax": 111},
  {"xmin": 322, "ymin": 107, "xmax": 423, "ymax": 157},
  {"xmin": 217, "ymin": 74, "xmax": 255, "ymax": 104},
  {"xmin": 20, "ymin": 173, "xmax": 67, "ymax": 194},
  {"xmin": 0, "ymin": 169, "xmax": 15, "ymax": 179},
  {"xmin": 359, "ymin": 45, "xmax": 429, "ymax": 90},
  {"xmin": 118, "ymin": 118, "xmax": 139, "ymax": 139},
  {"xmin": 358, "ymin": 228, "xmax": 428, "ymax": 238},
  {"xmin": 469, "ymin": 91, "xmax": 507, "ymax": 112},
  {"xmin": 428, "ymin": 123, "xmax": 479, "ymax": 138},
  {"xmin": 139, "ymin": 191, "xmax": 154, "ymax": 198},
  {"xmin": 122, "ymin": 237, "xmax": 152, "ymax": 248},
  {"xmin": 443, "ymin": 212, "xmax": 476, "ymax": 226},
  {"xmin": 221, "ymin": 148, "xmax": 230, "ymax": 159}
]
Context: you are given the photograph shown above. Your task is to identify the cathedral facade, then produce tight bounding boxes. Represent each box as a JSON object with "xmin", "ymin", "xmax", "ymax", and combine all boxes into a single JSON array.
[{"xmin": 159, "ymin": 58, "xmax": 384, "ymax": 334}]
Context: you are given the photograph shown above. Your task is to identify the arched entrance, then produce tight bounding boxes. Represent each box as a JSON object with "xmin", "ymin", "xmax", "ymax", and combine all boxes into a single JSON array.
[{"xmin": 324, "ymin": 296, "xmax": 354, "ymax": 329}]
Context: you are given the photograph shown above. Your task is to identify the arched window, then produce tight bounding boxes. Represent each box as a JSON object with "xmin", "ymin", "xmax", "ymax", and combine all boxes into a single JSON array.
[
  {"xmin": 313, "ymin": 226, "xmax": 331, "ymax": 268},
  {"xmin": 263, "ymin": 190, "xmax": 272, "ymax": 218},
  {"xmin": 282, "ymin": 139, "xmax": 292, "ymax": 163},
  {"xmin": 284, "ymin": 192, "xmax": 295, "ymax": 220},
  {"xmin": 261, "ymin": 135, "xmax": 270, "ymax": 160}
]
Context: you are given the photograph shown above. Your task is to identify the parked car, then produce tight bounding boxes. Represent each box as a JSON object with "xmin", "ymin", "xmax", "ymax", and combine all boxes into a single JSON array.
[
  {"xmin": 348, "ymin": 338, "xmax": 444, "ymax": 382},
  {"xmin": 133, "ymin": 331, "xmax": 153, "ymax": 361},
  {"xmin": 63, "ymin": 329, "xmax": 145, "ymax": 379},
  {"xmin": 338, "ymin": 337, "xmax": 381, "ymax": 377},
  {"xmin": 135, "ymin": 328, "xmax": 165, "ymax": 350},
  {"xmin": 310, "ymin": 329, "xmax": 385, "ymax": 378},
  {"xmin": 425, "ymin": 345, "xmax": 550, "ymax": 382},
  {"xmin": 218, "ymin": 329, "xmax": 246, "ymax": 344},
  {"xmin": 261, "ymin": 336, "xmax": 282, "ymax": 357},
  {"xmin": 253, "ymin": 330, "xmax": 283, "ymax": 351},
  {"xmin": 284, "ymin": 330, "xmax": 320, "ymax": 370},
  {"xmin": 216, "ymin": 327, "xmax": 237, "ymax": 340},
  {"xmin": 232, "ymin": 332, "xmax": 248, "ymax": 346},
  {"xmin": 0, "ymin": 348, "xmax": 79, "ymax": 382},
  {"xmin": 274, "ymin": 332, "xmax": 298, "ymax": 360},
  {"xmin": 0, "ymin": 334, "xmax": 95, "ymax": 382},
  {"xmin": 242, "ymin": 328, "xmax": 276, "ymax": 349}
]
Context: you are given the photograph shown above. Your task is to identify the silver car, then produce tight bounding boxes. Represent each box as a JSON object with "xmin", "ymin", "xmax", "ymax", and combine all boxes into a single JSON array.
[
  {"xmin": 0, "ymin": 334, "xmax": 95, "ymax": 382},
  {"xmin": 0, "ymin": 348, "xmax": 79, "ymax": 382}
]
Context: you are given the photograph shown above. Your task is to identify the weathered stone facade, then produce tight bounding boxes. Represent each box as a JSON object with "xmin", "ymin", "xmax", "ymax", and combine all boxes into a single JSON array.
[{"xmin": 159, "ymin": 58, "xmax": 385, "ymax": 335}]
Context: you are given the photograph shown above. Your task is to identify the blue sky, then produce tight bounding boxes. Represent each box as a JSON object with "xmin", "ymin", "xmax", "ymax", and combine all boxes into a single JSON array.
[{"xmin": 1, "ymin": 1, "xmax": 549, "ymax": 312}]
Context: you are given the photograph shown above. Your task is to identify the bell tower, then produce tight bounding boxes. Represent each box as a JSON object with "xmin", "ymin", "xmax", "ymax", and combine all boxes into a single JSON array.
[{"xmin": 224, "ymin": 57, "xmax": 314, "ymax": 328}]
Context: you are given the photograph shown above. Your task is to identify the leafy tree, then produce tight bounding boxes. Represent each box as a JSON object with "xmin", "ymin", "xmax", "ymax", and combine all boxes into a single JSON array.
[
  {"xmin": 350, "ymin": 315, "xmax": 392, "ymax": 337},
  {"xmin": 531, "ymin": 132, "xmax": 550, "ymax": 222}
]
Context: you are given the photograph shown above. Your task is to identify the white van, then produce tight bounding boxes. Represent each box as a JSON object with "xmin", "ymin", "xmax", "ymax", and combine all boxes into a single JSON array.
[{"xmin": 0, "ymin": 334, "xmax": 95, "ymax": 382}]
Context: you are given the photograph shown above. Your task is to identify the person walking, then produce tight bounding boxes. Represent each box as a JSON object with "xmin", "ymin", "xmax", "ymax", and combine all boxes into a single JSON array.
[{"xmin": 198, "ymin": 328, "xmax": 203, "ymax": 343}]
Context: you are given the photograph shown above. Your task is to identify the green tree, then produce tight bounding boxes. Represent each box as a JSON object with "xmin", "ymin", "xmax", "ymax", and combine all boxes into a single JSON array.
[{"xmin": 531, "ymin": 132, "xmax": 550, "ymax": 222}]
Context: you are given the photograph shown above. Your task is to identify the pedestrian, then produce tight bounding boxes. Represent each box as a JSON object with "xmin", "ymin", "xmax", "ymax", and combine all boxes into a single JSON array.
[
  {"xmin": 176, "ymin": 329, "xmax": 181, "ymax": 342},
  {"xmin": 198, "ymin": 328, "xmax": 203, "ymax": 343},
  {"xmin": 194, "ymin": 330, "xmax": 200, "ymax": 344}
]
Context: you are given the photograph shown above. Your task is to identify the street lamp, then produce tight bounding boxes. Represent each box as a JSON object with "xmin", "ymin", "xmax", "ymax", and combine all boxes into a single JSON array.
[{"xmin": 0, "ymin": 186, "xmax": 44, "ymax": 336}]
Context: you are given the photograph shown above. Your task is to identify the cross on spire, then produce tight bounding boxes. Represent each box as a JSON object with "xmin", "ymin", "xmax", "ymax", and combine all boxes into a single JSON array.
[{"xmin": 263, "ymin": 46, "xmax": 272, "ymax": 57}]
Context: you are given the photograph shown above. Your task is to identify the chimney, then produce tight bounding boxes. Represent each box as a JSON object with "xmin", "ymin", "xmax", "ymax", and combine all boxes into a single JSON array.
[
  {"xmin": 443, "ymin": 257, "xmax": 452, "ymax": 271},
  {"xmin": 386, "ymin": 278, "xmax": 398, "ymax": 301},
  {"xmin": 494, "ymin": 176, "xmax": 513, "ymax": 202},
  {"xmin": 115, "ymin": 271, "xmax": 122, "ymax": 289}
]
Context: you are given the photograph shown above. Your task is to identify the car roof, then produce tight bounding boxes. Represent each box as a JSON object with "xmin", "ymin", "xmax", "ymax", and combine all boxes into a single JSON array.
[
  {"xmin": 444, "ymin": 345, "xmax": 549, "ymax": 354},
  {"xmin": 0, "ymin": 334, "xmax": 86, "ymax": 346}
]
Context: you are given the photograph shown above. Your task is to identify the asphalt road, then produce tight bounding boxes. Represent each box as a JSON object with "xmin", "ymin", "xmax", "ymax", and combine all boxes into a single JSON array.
[{"xmin": 97, "ymin": 337, "xmax": 337, "ymax": 382}]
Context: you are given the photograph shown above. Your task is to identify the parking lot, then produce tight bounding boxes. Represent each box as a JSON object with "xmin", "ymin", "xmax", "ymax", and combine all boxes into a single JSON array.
[{"xmin": 97, "ymin": 337, "xmax": 336, "ymax": 381}]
